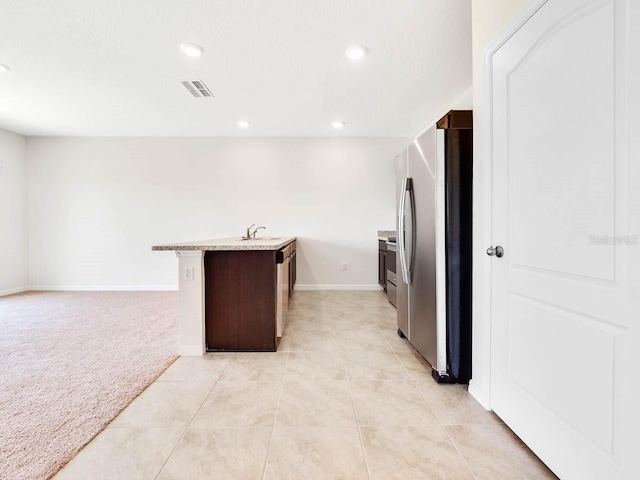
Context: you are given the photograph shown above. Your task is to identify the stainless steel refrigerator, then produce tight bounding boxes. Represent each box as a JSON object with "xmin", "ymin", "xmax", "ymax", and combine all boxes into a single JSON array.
[{"xmin": 396, "ymin": 110, "xmax": 473, "ymax": 383}]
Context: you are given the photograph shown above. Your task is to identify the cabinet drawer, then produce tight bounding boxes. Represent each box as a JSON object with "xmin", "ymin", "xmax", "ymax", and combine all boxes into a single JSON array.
[
  {"xmin": 386, "ymin": 269, "xmax": 397, "ymax": 286},
  {"xmin": 386, "ymin": 280, "xmax": 397, "ymax": 307},
  {"xmin": 386, "ymin": 247, "xmax": 397, "ymax": 274}
]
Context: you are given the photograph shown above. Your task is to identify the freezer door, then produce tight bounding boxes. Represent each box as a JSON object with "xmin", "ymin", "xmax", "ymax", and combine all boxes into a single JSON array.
[
  {"xmin": 395, "ymin": 150, "xmax": 409, "ymax": 337},
  {"xmin": 408, "ymin": 127, "xmax": 438, "ymax": 368}
]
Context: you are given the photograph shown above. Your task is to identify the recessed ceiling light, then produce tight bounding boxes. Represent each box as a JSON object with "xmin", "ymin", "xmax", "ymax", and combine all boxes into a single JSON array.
[
  {"xmin": 345, "ymin": 45, "xmax": 369, "ymax": 60},
  {"xmin": 0, "ymin": 63, "xmax": 10, "ymax": 73},
  {"xmin": 237, "ymin": 120, "xmax": 250, "ymax": 128},
  {"xmin": 332, "ymin": 120, "xmax": 346, "ymax": 129},
  {"xmin": 180, "ymin": 43, "xmax": 204, "ymax": 57}
]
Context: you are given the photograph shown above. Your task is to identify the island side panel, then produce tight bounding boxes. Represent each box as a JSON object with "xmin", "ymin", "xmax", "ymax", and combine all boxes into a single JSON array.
[
  {"xmin": 176, "ymin": 250, "xmax": 206, "ymax": 355},
  {"xmin": 205, "ymin": 250, "xmax": 277, "ymax": 351}
]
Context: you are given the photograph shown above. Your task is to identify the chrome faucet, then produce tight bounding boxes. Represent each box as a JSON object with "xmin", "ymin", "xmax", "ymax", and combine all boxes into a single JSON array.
[
  {"xmin": 251, "ymin": 226, "xmax": 266, "ymax": 239},
  {"xmin": 244, "ymin": 224, "xmax": 255, "ymax": 240},
  {"xmin": 243, "ymin": 224, "xmax": 266, "ymax": 240}
]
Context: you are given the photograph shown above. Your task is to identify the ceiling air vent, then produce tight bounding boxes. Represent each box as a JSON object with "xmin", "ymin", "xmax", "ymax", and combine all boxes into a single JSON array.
[{"xmin": 181, "ymin": 80, "xmax": 214, "ymax": 98}]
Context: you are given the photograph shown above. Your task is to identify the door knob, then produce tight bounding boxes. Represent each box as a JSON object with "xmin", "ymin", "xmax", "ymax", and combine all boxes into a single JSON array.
[{"xmin": 486, "ymin": 246, "xmax": 504, "ymax": 258}]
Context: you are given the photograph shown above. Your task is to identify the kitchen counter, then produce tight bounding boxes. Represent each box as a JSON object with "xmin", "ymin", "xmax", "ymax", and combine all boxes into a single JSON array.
[
  {"xmin": 153, "ymin": 236, "xmax": 296, "ymax": 355},
  {"xmin": 378, "ymin": 230, "xmax": 396, "ymax": 241},
  {"xmin": 152, "ymin": 236, "xmax": 296, "ymax": 251}
]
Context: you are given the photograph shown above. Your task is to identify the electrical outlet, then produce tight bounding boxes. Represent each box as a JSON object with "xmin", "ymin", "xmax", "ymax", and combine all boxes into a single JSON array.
[
  {"xmin": 342, "ymin": 262, "xmax": 348, "ymax": 271},
  {"xmin": 185, "ymin": 266, "xmax": 195, "ymax": 281}
]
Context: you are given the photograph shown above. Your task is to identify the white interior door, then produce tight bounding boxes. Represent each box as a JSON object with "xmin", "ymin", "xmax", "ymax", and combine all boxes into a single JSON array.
[{"xmin": 489, "ymin": 1, "xmax": 639, "ymax": 479}]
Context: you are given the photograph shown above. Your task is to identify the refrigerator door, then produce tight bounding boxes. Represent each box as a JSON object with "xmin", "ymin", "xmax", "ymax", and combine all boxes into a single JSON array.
[
  {"xmin": 395, "ymin": 150, "xmax": 409, "ymax": 337},
  {"xmin": 408, "ymin": 128, "xmax": 438, "ymax": 368}
]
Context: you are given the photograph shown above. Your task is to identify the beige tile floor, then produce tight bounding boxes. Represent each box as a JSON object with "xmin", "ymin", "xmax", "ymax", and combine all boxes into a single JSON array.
[{"xmin": 54, "ymin": 291, "xmax": 558, "ymax": 480}]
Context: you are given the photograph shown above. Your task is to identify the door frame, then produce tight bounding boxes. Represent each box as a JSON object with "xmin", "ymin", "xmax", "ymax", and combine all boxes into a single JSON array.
[{"xmin": 470, "ymin": 0, "xmax": 548, "ymax": 409}]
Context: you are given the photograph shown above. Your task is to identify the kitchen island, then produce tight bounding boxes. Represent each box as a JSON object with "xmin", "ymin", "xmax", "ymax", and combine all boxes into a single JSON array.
[{"xmin": 152, "ymin": 237, "xmax": 296, "ymax": 354}]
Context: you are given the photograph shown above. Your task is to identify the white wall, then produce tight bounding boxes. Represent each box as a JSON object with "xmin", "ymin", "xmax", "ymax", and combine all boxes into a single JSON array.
[
  {"xmin": 470, "ymin": 0, "xmax": 530, "ymax": 407},
  {"xmin": 0, "ymin": 128, "xmax": 28, "ymax": 295},
  {"xmin": 27, "ymin": 137, "xmax": 408, "ymax": 290}
]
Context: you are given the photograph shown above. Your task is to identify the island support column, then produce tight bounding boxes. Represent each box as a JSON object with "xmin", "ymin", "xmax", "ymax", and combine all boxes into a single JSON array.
[{"xmin": 175, "ymin": 250, "xmax": 205, "ymax": 355}]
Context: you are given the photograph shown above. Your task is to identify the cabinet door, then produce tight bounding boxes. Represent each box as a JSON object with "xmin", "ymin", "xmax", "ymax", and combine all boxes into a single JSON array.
[
  {"xmin": 205, "ymin": 250, "xmax": 277, "ymax": 351},
  {"xmin": 378, "ymin": 250, "xmax": 387, "ymax": 290},
  {"xmin": 289, "ymin": 251, "xmax": 296, "ymax": 299},
  {"xmin": 281, "ymin": 256, "xmax": 290, "ymax": 327},
  {"xmin": 292, "ymin": 251, "xmax": 296, "ymax": 289}
]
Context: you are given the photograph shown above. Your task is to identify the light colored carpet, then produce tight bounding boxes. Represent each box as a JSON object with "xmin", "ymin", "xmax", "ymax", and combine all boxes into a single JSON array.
[{"xmin": 0, "ymin": 291, "xmax": 179, "ymax": 480}]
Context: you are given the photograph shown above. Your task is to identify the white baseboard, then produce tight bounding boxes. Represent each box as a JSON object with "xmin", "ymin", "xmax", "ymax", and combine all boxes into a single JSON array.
[
  {"xmin": 29, "ymin": 285, "xmax": 178, "ymax": 292},
  {"xmin": 23, "ymin": 285, "xmax": 382, "ymax": 293},
  {"xmin": 0, "ymin": 286, "xmax": 29, "ymax": 297},
  {"xmin": 295, "ymin": 284, "xmax": 382, "ymax": 291},
  {"xmin": 468, "ymin": 379, "xmax": 491, "ymax": 410},
  {"xmin": 177, "ymin": 344, "xmax": 205, "ymax": 356}
]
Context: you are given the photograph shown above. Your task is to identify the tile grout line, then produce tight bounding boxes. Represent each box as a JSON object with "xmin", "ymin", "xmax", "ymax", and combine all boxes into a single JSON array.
[
  {"xmin": 152, "ymin": 356, "xmax": 232, "ymax": 480},
  {"xmin": 345, "ymin": 308, "xmax": 375, "ymax": 480},
  {"xmin": 373, "ymin": 312, "xmax": 405, "ymax": 355},
  {"xmin": 394, "ymin": 345, "xmax": 481, "ymax": 480},
  {"xmin": 347, "ymin": 368, "xmax": 374, "ymax": 479},
  {"xmin": 260, "ymin": 346, "xmax": 290, "ymax": 480},
  {"xmin": 442, "ymin": 424, "xmax": 481, "ymax": 480}
]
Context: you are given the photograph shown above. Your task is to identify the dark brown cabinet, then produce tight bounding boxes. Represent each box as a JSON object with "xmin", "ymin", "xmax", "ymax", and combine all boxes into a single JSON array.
[
  {"xmin": 386, "ymin": 246, "xmax": 396, "ymax": 276},
  {"xmin": 204, "ymin": 240, "xmax": 296, "ymax": 352},
  {"xmin": 378, "ymin": 240, "xmax": 388, "ymax": 291},
  {"xmin": 278, "ymin": 240, "xmax": 296, "ymax": 338},
  {"xmin": 386, "ymin": 245, "xmax": 397, "ymax": 306},
  {"xmin": 288, "ymin": 240, "xmax": 296, "ymax": 299}
]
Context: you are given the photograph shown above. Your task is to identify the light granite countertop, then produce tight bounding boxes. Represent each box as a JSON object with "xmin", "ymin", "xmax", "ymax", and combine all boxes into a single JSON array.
[
  {"xmin": 152, "ymin": 236, "xmax": 296, "ymax": 252},
  {"xmin": 378, "ymin": 230, "xmax": 396, "ymax": 241}
]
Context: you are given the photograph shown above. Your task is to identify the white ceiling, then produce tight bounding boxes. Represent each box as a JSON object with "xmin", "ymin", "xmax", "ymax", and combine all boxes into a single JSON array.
[{"xmin": 0, "ymin": 0, "xmax": 472, "ymax": 137}]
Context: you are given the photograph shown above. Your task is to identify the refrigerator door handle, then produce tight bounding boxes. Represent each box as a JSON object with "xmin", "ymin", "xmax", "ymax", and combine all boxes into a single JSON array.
[
  {"xmin": 398, "ymin": 178, "xmax": 408, "ymax": 284},
  {"xmin": 407, "ymin": 180, "xmax": 416, "ymax": 281},
  {"xmin": 398, "ymin": 178, "xmax": 413, "ymax": 284}
]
